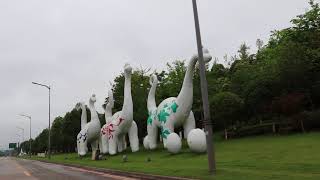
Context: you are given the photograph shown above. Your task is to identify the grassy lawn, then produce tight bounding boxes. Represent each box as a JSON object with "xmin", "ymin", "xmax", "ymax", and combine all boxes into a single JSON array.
[{"xmin": 28, "ymin": 132, "xmax": 320, "ymax": 180}]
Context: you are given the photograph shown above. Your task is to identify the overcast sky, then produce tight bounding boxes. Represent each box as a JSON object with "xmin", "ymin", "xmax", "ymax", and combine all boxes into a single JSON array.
[{"xmin": 0, "ymin": 0, "xmax": 313, "ymax": 150}]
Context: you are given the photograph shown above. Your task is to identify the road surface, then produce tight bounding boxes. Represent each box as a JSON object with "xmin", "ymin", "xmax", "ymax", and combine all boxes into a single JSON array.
[{"xmin": 0, "ymin": 157, "xmax": 136, "ymax": 180}]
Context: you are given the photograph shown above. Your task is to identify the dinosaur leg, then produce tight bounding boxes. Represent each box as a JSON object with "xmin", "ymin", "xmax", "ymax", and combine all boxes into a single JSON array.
[
  {"xmin": 162, "ymin": 123, "xmax": 174, "ymax": 148},
  {"xmin": 99, "ymin": 132, "xmax": 108, "ymax": 154},
  {"xmin": 128, "ymin": 121, "xmax": 139, "ymax": 152},
  {"xmin": 183, "ymin": 111, "xmax": 196, "ymax": 139},
  {"xmin": 91, "ymin": 139, "xmax": 99, "ymax": 160},
  {"xmin": 123, "ymin": 136, "xmax": 127, "ymax": 150},
  {"xmin": 147, "ymin": 123, "xmax": 158, "ymax": 150},
  {"xmin": 108, "ymin": 136, "xmax": 117, "ymax": 155},
  {"xmin": 117, "ymin": 135, "xmax": 125, "ymax": 153}
]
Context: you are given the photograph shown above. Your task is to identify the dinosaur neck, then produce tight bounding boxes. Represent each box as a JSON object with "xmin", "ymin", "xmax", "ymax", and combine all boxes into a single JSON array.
[
  {"xmin": 147, "ymin": 81, "xmax": 157, "ymax": 110},
  {"xmin": 89, "ymin": 101, "xmax": 99, "ymax": 122},
  {"xmin": 81, "ymin": 107, "xmax": 87, "ymax": 129},
  {"xmin": 122, "ymin": 74, "xmax": 133, "ymax": 119},
  {"xmin": 105, "ymin": 104, "xmax": 112, "ymax": 120},
  {"xmin": 176, "ymin": 57, "xmax": 197, "ymax": 105}
]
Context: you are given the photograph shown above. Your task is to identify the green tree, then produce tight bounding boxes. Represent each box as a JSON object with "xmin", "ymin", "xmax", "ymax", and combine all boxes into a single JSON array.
[
  {"xmin": 51, "ymin": 116, "xmax": 63, "ymax": 152},
  {"xmin": 32, "ymin": 129, "xmax": 48, "ymax": 153},
  {"xmin": 210, "ymin": 92, "xmax": 244, "ymax": 138},
  {"xmin": 61, "ymin": 109, "xmax": 81, "ymax": 152}
]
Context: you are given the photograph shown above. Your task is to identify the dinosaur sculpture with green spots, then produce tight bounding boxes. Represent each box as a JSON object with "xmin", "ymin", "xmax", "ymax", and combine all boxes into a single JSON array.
[{"xmin": 144, "ymin": 49, "xmax": 212, "ymax": 150}]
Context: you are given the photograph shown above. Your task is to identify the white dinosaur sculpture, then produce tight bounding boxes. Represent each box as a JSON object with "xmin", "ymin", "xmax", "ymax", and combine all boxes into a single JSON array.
[
  {"xmin": 143, "ymin": 74, "xmax": 159, "ymax": 150},
  {"xmin": 100, "ymin": 64, "xmax": 139, "ymax": 155},
  {"xmin": 144, "ymin": 49, "xmax": 212, "ymax": 150},
  {"xmin": 76, "ymin": 94, "xmax": 101, "ymax": 158},
  {"xmin": 99, "ymin": 90, "xmax": 114, "ymax": 154},
  {"xmin": 100, "ymin": 89, "xmax": 129, "ymax": 154}
]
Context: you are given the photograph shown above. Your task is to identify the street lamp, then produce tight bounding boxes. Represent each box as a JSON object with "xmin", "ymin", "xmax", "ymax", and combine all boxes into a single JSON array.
[
  {"xmin": 191, "ymin": 0, "xmax": 216, "ymax": 174},
  {"xmin": 16, "ymin": 126, "xmax": 24, "ymax": 142},
  {"xmin": 19, "ymin": 114, "xmax": 31, "ymax": 158},
  {"xmin": 32, "ymin": 81, "xmax": 51, "ymax": 159},
  {"xmin": 16, "ymin": 133, "xmax": 22, "ymax": 150}
]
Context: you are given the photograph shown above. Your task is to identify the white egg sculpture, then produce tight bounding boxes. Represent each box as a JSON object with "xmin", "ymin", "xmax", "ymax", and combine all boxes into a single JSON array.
[
  {"xmin": 143, "ymin": 136, "xmax": 150, "ymax": 150},
  {"xmin": 166, "ymin": 133, "xmax": 181, "ymax": 154},
  {"xmin": 187, "ymin": 128, "xmax": 207, "ymax": 153}
]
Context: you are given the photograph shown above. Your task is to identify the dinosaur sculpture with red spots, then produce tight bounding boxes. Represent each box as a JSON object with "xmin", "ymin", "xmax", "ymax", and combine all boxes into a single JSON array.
[{"xmin": 100, "ymin": 64, "xmax": 139, "ymax": 155}]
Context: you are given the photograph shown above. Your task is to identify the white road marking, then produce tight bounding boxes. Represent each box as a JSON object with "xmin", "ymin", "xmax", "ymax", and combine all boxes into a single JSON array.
[{"xmin": 24, "ymin": 171, "xmax": 31, "ymax": 176}]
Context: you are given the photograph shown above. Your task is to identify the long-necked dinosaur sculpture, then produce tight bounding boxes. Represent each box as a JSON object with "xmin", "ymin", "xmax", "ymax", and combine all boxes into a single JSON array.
[
  {"xmin": 144, "ymin": 74, "xmax": 159, "ymax": 150},
  {"xmin": 144, "ymin": 49, "xmax": 212, "ymax": 152},
  {"xmin": 101, "ymin": 64, "xmax": 139, "ymax": 155},
  {"xmin": 76, "ymin": 94, "xmax": 101, "ymax": 158},
  {"xmin": 99, "ymin": 90, "xmax": 114, "ymax": 154}
]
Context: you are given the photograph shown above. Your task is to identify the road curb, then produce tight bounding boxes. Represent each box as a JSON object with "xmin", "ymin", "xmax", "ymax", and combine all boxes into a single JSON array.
[{"xmin": 28, "ymin": 159, "xmax": 195, "ymax": 180}]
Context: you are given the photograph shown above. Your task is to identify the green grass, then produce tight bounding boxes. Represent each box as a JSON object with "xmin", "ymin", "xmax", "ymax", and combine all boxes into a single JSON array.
[{"xmin": 28, "ymin": 133, "xmax": 320, "ymax": 180}]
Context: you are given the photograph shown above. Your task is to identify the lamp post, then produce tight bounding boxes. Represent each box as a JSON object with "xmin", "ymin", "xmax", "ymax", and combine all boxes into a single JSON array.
[
  {"xmin": 32, "ymin": 81, "xmax": 51, "ymax": 159},
  {"xmin": 191, "ymin": 0, "xmax": 216, "ymax": 174},
  {"xmin": 16, "ymin": 126, "xmax": 24, "ymax": 142},
  {"xmin": 16, "ymin": 133, "xmax": 22, "ymax": 150},
  {"xmin": 19, "ymin": 114, "xmax": 31, "ymax": 158}
]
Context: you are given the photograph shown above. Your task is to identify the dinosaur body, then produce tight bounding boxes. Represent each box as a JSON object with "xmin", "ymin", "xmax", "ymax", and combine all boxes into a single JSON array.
[
  {"xmin": 144, "ymin": 49, "xmax": 211, "ymax": 150},
  {"xmin": 100, "ymin": 64, "xmax": 139, "ymax": 155},
  {"xmin": 76, "ymin": 94, "xmax": 101, "ymax": 157}
]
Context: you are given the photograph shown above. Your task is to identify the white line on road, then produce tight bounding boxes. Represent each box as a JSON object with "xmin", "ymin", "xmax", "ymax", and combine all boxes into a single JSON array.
[{"xmin": 24, "ymin": 171, "xmax": 31, "ymax": 177}]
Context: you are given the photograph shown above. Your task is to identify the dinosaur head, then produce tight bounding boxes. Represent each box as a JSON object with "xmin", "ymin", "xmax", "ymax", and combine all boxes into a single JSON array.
[
  {"xmin": 124, "ymin": 63, "xmax": 132, "ymax": 76},
  {"xmin": 202, "ymin": 48, "xmax": 212, "ymax": 63},
  {"xmin": 149, "ymin": 74, "xmax": 158, "ymax": 86},
  {"xmin": 106, "ymin": 90, "xmax": 114, "ymax": 108},
  {"xmin": 75, "ymin": 102, "xmax": 86, "ymax": 110},
  {"xmin": 90, "ymin": 94, "xmax": 96, "ymax": 103}
]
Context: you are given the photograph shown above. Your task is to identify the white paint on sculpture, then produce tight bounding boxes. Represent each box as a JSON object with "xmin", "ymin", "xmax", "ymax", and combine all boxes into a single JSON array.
[
  {"xmin": 145, "ymin": 74, "xmax": 159, "ymax": 150},
  {"xmin": 99, "ymin": 90, "xmax": 114, "ymax": 154},
  {"xmin": 19, "ymin": 148, "xmax": 26, "ymax": 156},
  {"xmin": 166, "ymin": 133, "xmax": 181, "ymax": 154},
  {"xmin": 144, "ymin": 49, "xmax": 212, "ymax": 153},
  {"xmin": 100, "ymin": 64, "xmax": 139, "ymax": 155},
  {"xmin": 187, "ymin": 128, "xmax": 207, "ymax": 153},
  {"xmin": 76, "ymin": 94, "xmax": 101, "ymax": 157},
  {"xmin": 143, "ymin": 136, "xmax": 150, "ymax": 150}
]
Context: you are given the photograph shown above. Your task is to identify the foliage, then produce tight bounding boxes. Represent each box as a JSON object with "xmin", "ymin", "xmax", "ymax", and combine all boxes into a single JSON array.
[
  {"xmin": 303, "ymin": 110, "xmax": 320, "ymax": 130},
  {"xmin": 210, "ymin": 92, "xmax": 244, "ymax": 129}
]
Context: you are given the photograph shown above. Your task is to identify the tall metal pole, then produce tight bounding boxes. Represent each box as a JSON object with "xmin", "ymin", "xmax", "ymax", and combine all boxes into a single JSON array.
[
  {"xmin": 48, "ymin": 86, "xmax": 51, "ymax": 159},
  {"xmin": 16, "ymin": 127, "xmax": 24, "ymax": 142},
  {"xmin": 192, "ymin": 0, "xmax": 216, "ymax": 174},
  {"xmin": 32, "ymin": 82, "xmax": 51, "ymax": 159},
  {"xmin": 19, "ymin": 114, "xmax": 32, "ymax": 157},
  {"xmin": 16, "ymin": 134, "xmax": 21, "ymax": 149},
  {"xmin": 29, "ymin": 116, "xmax": 31, "ymax": 158}
]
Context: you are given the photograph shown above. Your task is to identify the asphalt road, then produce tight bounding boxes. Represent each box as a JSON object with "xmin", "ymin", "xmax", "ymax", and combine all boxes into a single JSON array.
[{"xmin": 0, "ymin": 157, "xmax": 136, "ymax": 180}]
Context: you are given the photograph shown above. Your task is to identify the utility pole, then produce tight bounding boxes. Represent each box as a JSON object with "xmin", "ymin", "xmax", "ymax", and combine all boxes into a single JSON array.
[
  {"xmin": 192, "ymin": 0, "xmax": 216, "ymax": 174},
  {"xmin": 32, "ymin": 82, "xmax": 51, "ymax": 159},
  {"xmin": 19, "ymin": 114, "xmax": 32, "ymax": 158},
  {"xmin": 16, "ymin": 126, "xmax": 24, "ymax": 142}
]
